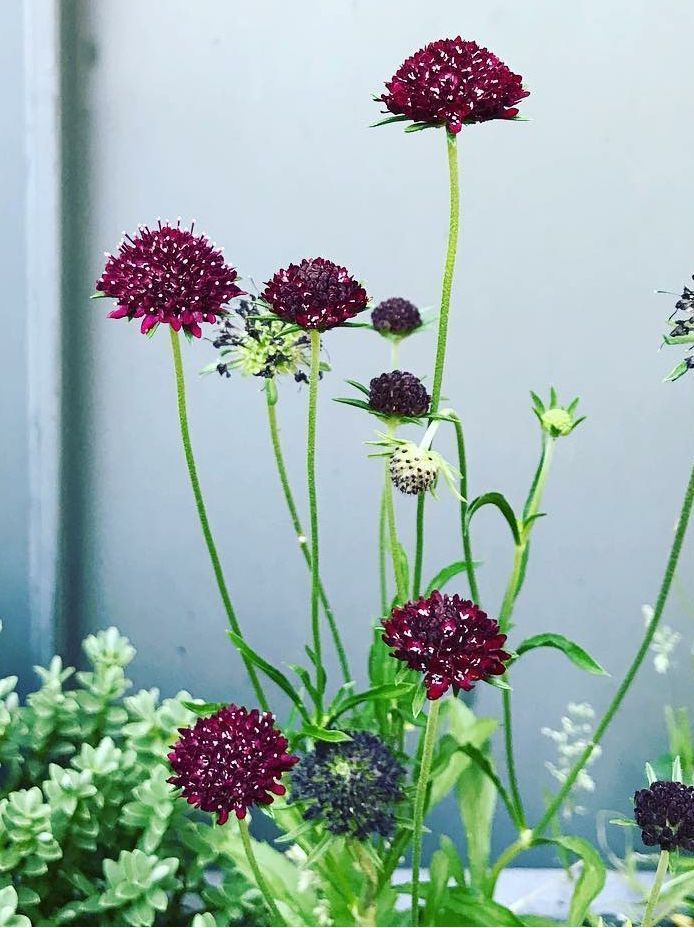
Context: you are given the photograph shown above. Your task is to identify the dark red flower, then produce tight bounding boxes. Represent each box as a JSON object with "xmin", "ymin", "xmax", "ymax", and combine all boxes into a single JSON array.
[
  {"xmin": 262, "ymin": 257, "xmax": 368, "ymax": 331},
  {"xmin": 634, "ymin": 781, "xmax": 694, "ymax": 852},
  {"xmin": 96, "ymin": 221, "xmax": 243, "ymax": 338},
  {"xmin": 368, "ymin": 370, "xmax": 430, "ymax": 418},
  {"xmin": 378, "ymin": 37, "xmax": 529, "ymax": 134},
  {"xmin": 167, "ymin": 704, "xmax": 298, "ymax": 824},
  {"xmin": 382, "ymin": 591, "xmax": 510, "ymax": 699},
  {"xmin": 372, "ymin": 297, "xmax": 422, "ymax": 336}
]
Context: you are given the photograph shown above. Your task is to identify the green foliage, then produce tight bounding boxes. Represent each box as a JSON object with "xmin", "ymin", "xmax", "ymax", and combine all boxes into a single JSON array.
[{"xmin": 0, "ymin": 628, "xmax": 264, "ymax": 927}]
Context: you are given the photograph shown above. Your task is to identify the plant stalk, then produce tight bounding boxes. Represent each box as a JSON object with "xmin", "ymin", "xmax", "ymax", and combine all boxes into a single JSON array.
[
  {"xmin": 411, "ymin": 698, "xmax": 441, "ymax": 926},
  {"xmin": 307, "ymin": 330, "xmax": 324, "ymax": 712},
  {"xmin": 264, "ymin": 385, "xmax": 350, "ymax": 683},
  {"xmin": 643, "ymin": 849, "xmax": 669, "ymax": 927},
  {"xmin": 413, "ymin": 130, "xmax": 461, "ymax": 597},
  {"xmin": 238, "ymin": 818, "xmax": 285, "ymax": 926},
  {"xmin": 169, "ymin": 328, "xmax": 268, "ymax": 710}
]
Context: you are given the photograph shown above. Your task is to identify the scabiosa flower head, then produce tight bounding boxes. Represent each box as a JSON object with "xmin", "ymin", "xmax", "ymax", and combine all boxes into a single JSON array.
[
  {"xmin": 261, "ymin": 257, "xmax": 368, "ymax": 331},
  {"xmin": 208, "ymin": 299, "xmax": 313, "ymax": 383},
  {"xmin": 292, "ymin": 731, "xmax": 405, "ymax": 839},
  {"xmin": 372, "ymin": 298, "xmax": 422, "ymax": 337},
  {"xmin": 378, "ymin": 37, "xmax": 529, "ymax": 134},
  {"xmin": 167, "ymin": 704, "xmax": 298, "ymax": 824},
  {"xmin": 389, "ymin": 442, "xmax": 439, "ymax": 495},
  {"xmin": 382, "ymin": 591, "xmax": 510, "ymax": 699},
  {"xmin": 95, "ymin": 220, "xmax": 243, "ymax": 338},
  {"xmin": 634, "ymin": 780, "xmax": 694, "ymax": 852},
  {"xmin": 368, "ymin": 370, "xmax": 430, "ymax": 419}
]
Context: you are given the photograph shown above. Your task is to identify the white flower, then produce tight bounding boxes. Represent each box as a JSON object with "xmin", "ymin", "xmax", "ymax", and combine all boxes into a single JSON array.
[
  {"xmin": 542, "ymin": 702, "xmax": 601, "ymax": 819},
  {"xmin": 642, "ymin": 604, "xmax": 680, "ymax": 674}
]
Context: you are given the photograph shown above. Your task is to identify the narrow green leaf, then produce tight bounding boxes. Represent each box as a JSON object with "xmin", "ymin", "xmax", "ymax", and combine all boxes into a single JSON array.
[
  {"xmin": 412, "ymin": 686, "xmax": 427, "ymax": 719},
  {"xmin": 484, "ymin": 675, "xmax": 511, "ymax": 690},
  {"xmin": 609, "ymin": 817, "xmax": 638, "ymax": 828},
  {"xmin": 344, "ymin": 378, "xmax": 370, "ymax": 395},
  {"xmin": 425, "ymin": 560, "xmax": 482, "ymax": 597},
  {"xmin": 536, "ymin": 835, "xmax": 606, "ymax": 925},
  {"xmin": 333, "ymin": 397, "xmax": 372, "ymax": 412},
  {"xmin": 441, "ymin": 888, "xmax": 523, "ymax": 926},
  {"xmin": 299, "ymin": 724, "xmax": 352, "ymax": 743},
  {"xmin": 465, "ymin": 492, "xmax": 521, "ymax": 545},
  {"xmin": 182, "ymin": 700, "xmax": 226, "ymax": 717},
  {"xmin": 326, "ymin": 682, "xmax": 415, "ymax": 725},
  {"xmin": 457, "ymin": 744, "xmax": 521, "ymax": 827},
  {"xmin": 228, "ymin": 632, "xmax": 309, "ymax": 722},
  {"xmin": 516, "ymin": 633, "xmax": 607, "ymax": 675},
  {"xmin": 369, "ymin": 114, "xmax": 410, "ymax": 128}
]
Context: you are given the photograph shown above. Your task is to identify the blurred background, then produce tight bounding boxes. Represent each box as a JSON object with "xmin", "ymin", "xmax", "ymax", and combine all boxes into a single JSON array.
[{"xmin": 3, "ymin": 0, "xmax": 694, "ymax": 865}]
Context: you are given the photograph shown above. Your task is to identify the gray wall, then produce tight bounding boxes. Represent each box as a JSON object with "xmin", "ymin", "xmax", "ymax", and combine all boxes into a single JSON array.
[{"xmin": 8, "ymin": 0, "xmax": 694, "ymax": 865}]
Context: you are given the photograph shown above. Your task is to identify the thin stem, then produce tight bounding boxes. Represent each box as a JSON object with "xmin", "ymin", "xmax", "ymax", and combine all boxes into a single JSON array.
[
  {"xmin": 498, "ymin": 436, "xmax": 555, "ymax": 827},
  {"xmin": 306, "ymin": 330, "xmax": 324, "ymax": 713},
  {"xmin": 265, "ymin": 387, "xmax": 350, "ymax": 683},
  {"xmin": 238, "ymin": 818, "xmax": 285, "ymax": 926},
  {"xmin": 390, "ymin": 338, "xmax": 401, "ymax": 370},
  {"xmin": 411, "ymin": 699, "xmax": 441, "ymax": 926},
  {"xmin": 169, "ymin": 328, "xmax": 268, "ymax": 710},
  {"xmin": 537, "ymin": 460, "xmax": 694, "ymax": 836},
  {"xmin": 384, "ymin": 461, "xmax": 408, "ymax": 602},
  {"xmin": 379, "ymin": 486, "xmax": 388, "ymax": 614},
  {"xmin": 643, "ymin": 849, "xmax": 669, "ymax": 927},
  {"xmin": 413, "ymin": 130, "xmax": 461, "ymax": 599},
  {"xmin": 451, "ymin": 413, "xmax": 479, "ymax": 602}
]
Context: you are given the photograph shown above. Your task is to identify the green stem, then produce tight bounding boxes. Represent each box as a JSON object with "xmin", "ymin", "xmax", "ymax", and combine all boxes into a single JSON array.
[
  {"xmin": 265, "ymin": 386, "xmax": 350, "ymax": 684},
  {"xmin": 498, "ymin": 436, "xmax": 555, "ymax": 828},
  {"xmin": 238, "ymin": 818, "xmax": 285, "ymax": 926},
  {"xmin": 490, "ymin": 460, "xmax": 694, "ymax": 889},
  {"xmin": 537, "ymin": 461, "xmax": 694, "ymax": 836},
  {"xmin": 384, "ymin": 461, "xmax": 408, "ymax": 602},
  {"xmin": 643, "ymin": 849, "xmax": 669, "ymax": 927},
  {"xmin": 390, "ymin": 338, "xmax": 401, "ymax": 370},
  {"xmin": 169, "ymin": 328, "xmax": 268, "ymax": 710},
  {"xmin": 413, "ymin": 130, "xmax": 461, "ymax": 599},
  {"xmin": 379, "ymin": 486, "xmax": 388, "ymax": 615},
  {"xmin": 451, "ymin": 413, "xmax": 479, "ymax": 602},
  {"xmin": 306, "ymin": 330, "xmax": 324, "ymax": 713},
  {"xmin": 411, "ymin": 699, "xmax": 441, "ymax": 926}
]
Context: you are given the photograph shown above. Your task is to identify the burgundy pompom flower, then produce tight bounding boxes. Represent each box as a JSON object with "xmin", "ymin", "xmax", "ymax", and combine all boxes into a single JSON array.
[
  {"xmin": 261, "ymin": 257, "xmax": 368, "ymax": 331},
  {"xmin": 378, "ymin": 37, "xmax": 529, "ymax": 135},
  {"xmin": 382, "ymin": 591, "xmax": 510, "ymax": 699},
  {"xmin": 368, "ymin": 370, "xmax": 430, "ymax": 418},
  {"xmin": 95, "ymin": 221, "xmax": 243, "ymax": 338},
  {"xmin": 167, "ymin": 704, "xmax": 298, "ymax": 824},
  {"xmin": 372, "ymin": 297, "xmax": 422, "ymax": 336}
]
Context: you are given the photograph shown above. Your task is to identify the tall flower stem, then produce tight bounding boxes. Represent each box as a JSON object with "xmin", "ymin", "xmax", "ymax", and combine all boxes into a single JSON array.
[
  {"xmin": 384, "ymin": 465, "xmax": 408, "ymax": 603},
  {"xmin": 643, "ymin": 849, "xmax": 669, "ymax": 927},
  {"xmin": 169, "ymin": 328, "xmax": 268, "ymax": 710},
  {"xmin": 413, "ymin": 130, "xmax": 461, "ymax": 597},
  {"xmin": 238, "ymin": 818, "xmax": 285, "ymax": 926},
  {"xmin": 451, "ymin": 413, "xmax": 479, "ymax": 602},
  {"xmin": 378, "ymin": 489, "xmax": 389, "ymax": 615},
  {"xmin": 498, "ymin": 435, "xmax": 555, "ymax": 828},
  {"xmin": 307, "ymin": 330, "xmax": 324, "ymax": 712},
  {"xmin": 264, "ymin": 385, "xmax": 351, "ymax": 684},
  {"xmin": 489, "ymin": 460, "xmax": 694, "ymax": 889},
  {"xmin": 411, "ymin": 698, "xmax": 441, "ymax": 926}
]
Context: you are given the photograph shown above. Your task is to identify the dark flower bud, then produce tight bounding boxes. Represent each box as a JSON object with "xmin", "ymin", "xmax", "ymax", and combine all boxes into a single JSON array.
[
  {"xmin": 368, "ymin": 370, "xmax": 430, "ymax": 418},
  {"xmin": 634, "ymin": 780, "xmax": 694, "ymax": 852},
  {"xmin": 372, "ymin": 298, "xmax": 422, "ymax": 337},
  {"xmin": 262, "ymin": 257, "xmax": 368, "ymax": 331}
]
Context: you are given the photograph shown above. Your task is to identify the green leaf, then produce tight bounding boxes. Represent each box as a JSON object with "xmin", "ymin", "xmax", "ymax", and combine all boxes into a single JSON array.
[
  {"xmin": 664, "ymin": 359, "xmax": 691, "ymax": 382},
  {"xmin": 457, "ymin": 744, "xmax": 521, "ymax": 827},
  {"xmin": 425, "ymin": 561, "xmax": 482, "ymax": 597},
  {"xmin": 536, "ymin": 835, "xmax": 606, "ymax": 925},
  {"xmin": 516, "ymin": 633, "xmax": 607, "ymax": 675},
  {"xmin": 412, "ymin": 686, "xmax": 427, "ymax": 719},
  {"xmin": 228, "ymin": 632, "xmax": 309, "ymax": 722},
  {"xmin": 344, "ymin": 378, "xmax": 370, "ymax": 395},
  {"xmin": 326, "ymin": 682, "xmax": 415, "ymax": 724},
  {"xmin": 609, "ymin": 817, "xmax": 638, "ymax": 828},
  {"xmin": 299, "ymin": 724, "xmax": 352, "ymax": 743},
  {"xmin": 333, "ymin": 397, "xmax": 372, "ymax": 412},
  {"xmin": 182, "ymin": 700, "xmax": 226, "ymax": 717},
  {"xmin": 396, "ymin": 543, "xmax": 410, "ymax": 597},
  {"xmin": 370, "ymin": 114, "xmax": 410, "ymax": 128},
  {"xmin": 465, "ymin": 493, "xmax": 521, "ymax": 545},
  {"xmin": 439, "ymin": 887, "xmax": 524, "ymax": 926}
]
